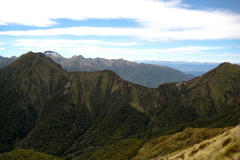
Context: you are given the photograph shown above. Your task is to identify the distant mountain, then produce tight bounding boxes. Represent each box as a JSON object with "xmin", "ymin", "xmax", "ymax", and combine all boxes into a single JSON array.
[
  {"xmin": 0, "ymin": 51, "xmax": 194, "ymax": 88},
  {"xmin": 43, "ymin": 50, "xmax": 63, "ymax": 58},
  {"xmin": 43, "ymin": 51, "xmax": 65, "ymax": 64},
  {"xmin": 0, "ymin": 56, "xmax": 16, "ymax": 70},
  {"xmin": 44, "ymin": 51, "xmax": 194, "ymax": 88},
  {"xmin": 0, "ymin": 56, "xmax": 6, "ymax": 61},
  {"xmin": 134, "ymin": 60, "xmax": 223, "ymax": 76},
  {"xmin": 10, "ymin": 56, "xmax": 18, "ymax": 60},
  {"xmin": 0, "ymin": 52, "xmax": 239, "ymax": 159}
]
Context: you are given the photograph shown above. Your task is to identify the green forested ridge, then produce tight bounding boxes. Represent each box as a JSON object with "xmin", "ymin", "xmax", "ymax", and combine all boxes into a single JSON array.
[
  {"xmin": 0, "ymin": 52, "xmax": 67, "ymax": 152},
  {"xmin": 0, "ymin": 52, "xmax": 239, "ymax": 159}
]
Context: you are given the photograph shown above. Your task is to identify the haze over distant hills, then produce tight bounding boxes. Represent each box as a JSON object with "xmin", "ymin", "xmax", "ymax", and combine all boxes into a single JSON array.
[
  {"xmin": 134, "ymin": 60, "xmax": 223, "ymax": 76},
  {"xmin": 0, "ymin": 51, "xmax": 194, "ymax": 88},
  {"xmin": 0, "ymin": 52, "xmax": 239, "ymax": 159}
]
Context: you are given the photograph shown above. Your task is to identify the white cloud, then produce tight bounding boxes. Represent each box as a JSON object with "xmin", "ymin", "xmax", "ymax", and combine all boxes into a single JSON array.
[
  {"xmin": 0, "ymin": 0, "xmax": 186, "ymax": 27},
  {"xmin": 14, "ymin": 39, "xmax": 224, "ymax": 59},
  {"xmin": 13, "ymin": 39, "xmax": 139, "ymax": 47},
  {"xmin": 1, "ymin": 0, "xmax": 240, "ymax": 41},
  {"xmin": 150, "ymin": 46, "xmax": 224, "ymax": 54},
  {"xmin": 14, "ymin": 39, "xmax": 239, "ymax": 62},
  {"xmin": 2, "ymin": 25, "xmax": 240, "ymax": 41},
  {"xmin": 13, "ymin": 39, "xmax": 142, "ymax": 58},
  {"xmin": 0, "ymin": 27, "xmax": 142, "ymax": 36},
  {"xmin": 0, "ymin": 48, "xmax": 4, "ymax": 50}
]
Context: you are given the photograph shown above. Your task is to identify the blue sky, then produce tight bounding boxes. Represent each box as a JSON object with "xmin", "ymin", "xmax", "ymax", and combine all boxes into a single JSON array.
[{"xmin": 0, "ymin": 0, "xmax": 240, "ymax": 63}]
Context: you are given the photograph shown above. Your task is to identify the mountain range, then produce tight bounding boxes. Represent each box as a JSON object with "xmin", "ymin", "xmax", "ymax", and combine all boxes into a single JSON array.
[
  {"xmin": 0, "ymin": 56, "xmax": 16, "ymax": 70},
  {"xmin": 0, "ymin": 51, "xmax": 239, "ymax": 159},
  {"xmin": 134, "ymin": 60, "xmax": 225, "ymax": 76},
  {"xmin": 0, "ymin": 51, "xmax": 194, "ymax": 88},
  {"xmin": 44, "ymin": 50, "xmax": 194, "ymax": 88}
]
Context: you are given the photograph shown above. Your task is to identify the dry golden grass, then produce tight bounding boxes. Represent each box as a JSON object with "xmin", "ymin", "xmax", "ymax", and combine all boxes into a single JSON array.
[
  {"xmin": 133, "ymin": 127, "xmax": 229, "ymax": 160},
  {"xmin": 156, "ymin": 124, "xmax": 240, "ymax": 160}
]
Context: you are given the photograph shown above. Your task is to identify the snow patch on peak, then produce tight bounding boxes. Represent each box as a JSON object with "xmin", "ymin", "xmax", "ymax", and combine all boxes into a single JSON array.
[{"xmin": 43, "ymin": 50, "xmax": 62, "ymax": 58}]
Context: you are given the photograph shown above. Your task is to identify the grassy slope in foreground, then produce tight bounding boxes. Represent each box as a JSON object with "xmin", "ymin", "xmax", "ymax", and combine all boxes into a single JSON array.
[
  {"xmin": 0, "ymin": 149, "xmax": 63, "ymax": 160},
  {"xmin": 133, "ymin": 127, "xmax": 230, "ymax": 160},
  {"xmin": 155, "ymin": 124, "xmax": 240, "ymax": 160},
  {"xmin": 1, "ymin": 125, "xmax": 239, "ymax": 160}
]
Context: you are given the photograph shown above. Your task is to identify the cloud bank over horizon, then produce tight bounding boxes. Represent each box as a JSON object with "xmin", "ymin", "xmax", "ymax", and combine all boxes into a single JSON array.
[{"xmin": 0, "ymin": 0, "xmax": 240, "ymax": 62}]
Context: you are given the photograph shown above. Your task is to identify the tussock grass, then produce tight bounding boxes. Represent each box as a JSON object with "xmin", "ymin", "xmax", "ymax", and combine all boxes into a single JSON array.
[
  {"xmin": 156, "ymin": 124, "xmax": 240, "ymax": 160},
  {"xmin": 133, "ymin": 127, "xmax": 228, "ymax": 160},
  {"xmin": 0, "ymin": 149, "xmax": 63, "ymax": 160}
]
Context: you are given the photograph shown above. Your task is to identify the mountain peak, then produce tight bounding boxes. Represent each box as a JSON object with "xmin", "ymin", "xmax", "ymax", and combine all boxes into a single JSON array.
[
  {"xmin": 43, "ymin": 50, "xmax": 63, "ymax": 58},
  {"xmin": 3, "ymin": 52, "xmax": 65, "ymax": 75},
  {"xmin": 218, "ymin": 62, "xmax": 232, "ymax": 67},
  {"xmin": 70, "ymin": 55, "xmax": 85, "ymax": 60},
  {"xmin": 212, "ymin": 62, "xmax": 239, "ymax": 73},
  {"xmin": 10, "ymin": 56, "xmax": 18, "ymax": 60}
]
